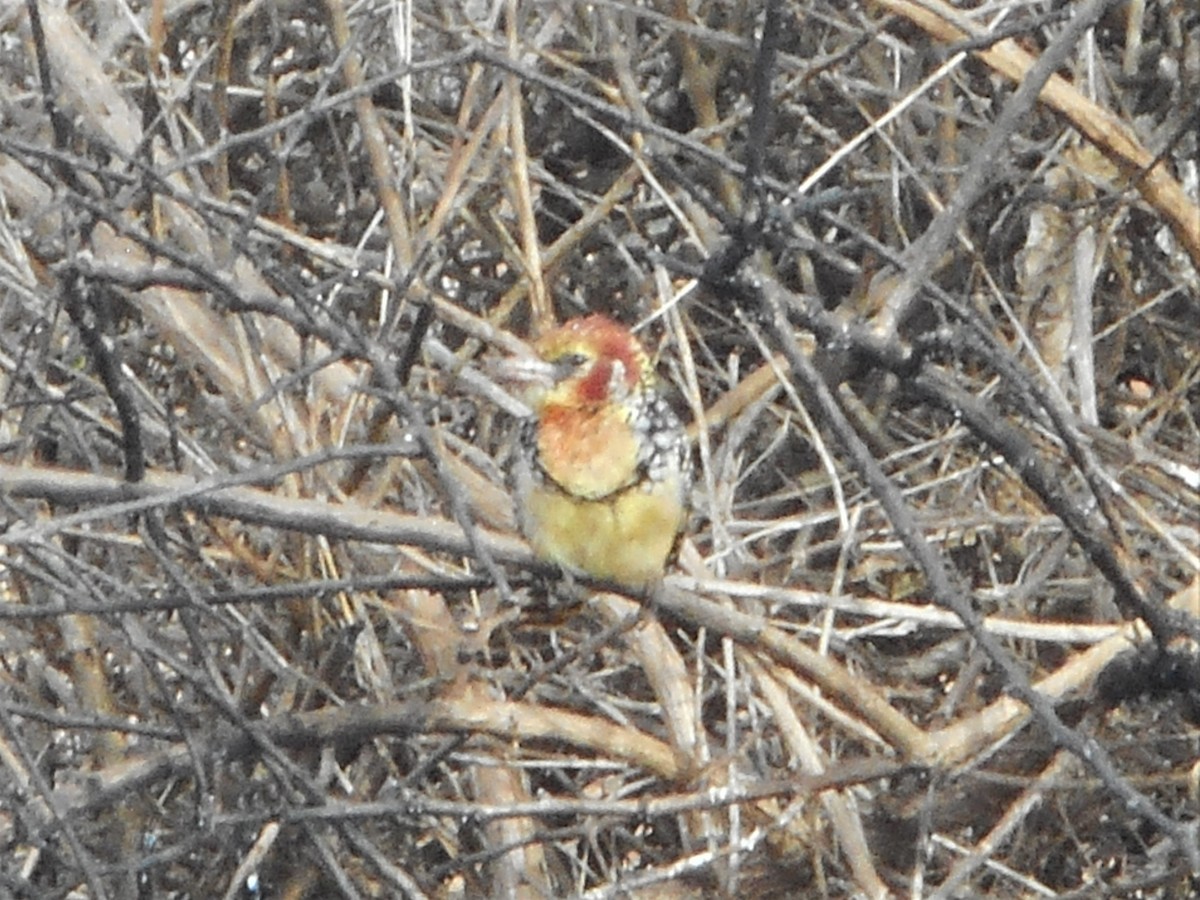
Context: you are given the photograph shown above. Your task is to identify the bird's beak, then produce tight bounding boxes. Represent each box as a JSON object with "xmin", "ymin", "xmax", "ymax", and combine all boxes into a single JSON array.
[{"xmin": 491, "ymin": 354, "xmax": 559, "ymax": 391}]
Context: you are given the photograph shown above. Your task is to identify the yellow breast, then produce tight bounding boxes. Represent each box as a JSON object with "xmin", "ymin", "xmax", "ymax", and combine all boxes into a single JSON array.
[{"xmin": 522, "ymin": 472, "xmax": 687, "ymax": 588}]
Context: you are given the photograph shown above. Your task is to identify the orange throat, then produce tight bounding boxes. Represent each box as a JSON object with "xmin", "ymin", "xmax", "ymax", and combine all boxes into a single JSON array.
[{"xmin": 535, "ymin": 402, "xmax": 640, "ymax": 500}]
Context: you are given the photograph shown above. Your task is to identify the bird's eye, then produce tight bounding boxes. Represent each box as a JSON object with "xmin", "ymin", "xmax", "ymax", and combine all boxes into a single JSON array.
[{"xmin": 552, "ymin": 352, "xmax": 591, "ymax": 377}]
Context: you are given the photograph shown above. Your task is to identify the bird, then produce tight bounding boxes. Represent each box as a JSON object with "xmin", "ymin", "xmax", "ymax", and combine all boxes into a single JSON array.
[{"xmin": 507, "ymin": 314, "xmax": 692, "ymax": 588}]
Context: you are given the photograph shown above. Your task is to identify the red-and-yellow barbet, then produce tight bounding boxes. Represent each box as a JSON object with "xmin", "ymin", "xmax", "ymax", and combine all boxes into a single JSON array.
[{"xmin": 506, "ymin": 315, "xmax": 692, "ymax": 588}]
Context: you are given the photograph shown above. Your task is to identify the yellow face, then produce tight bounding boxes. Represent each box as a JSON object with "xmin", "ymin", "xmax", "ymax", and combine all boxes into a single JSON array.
[{"xmin": 530, "ymin": 315, "xmax": 651, "ymax": 413}]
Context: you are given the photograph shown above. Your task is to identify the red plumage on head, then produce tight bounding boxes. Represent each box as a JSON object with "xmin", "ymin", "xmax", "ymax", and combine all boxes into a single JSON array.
[{"xmin": 534, "ymin": 315, "xmax": 646, "ymax": 405}]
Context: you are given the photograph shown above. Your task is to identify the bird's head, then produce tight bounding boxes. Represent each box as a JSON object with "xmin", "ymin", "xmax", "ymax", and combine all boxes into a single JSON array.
[{"xmin": 508, "ymin": 315, "xmax": 653, "ymax": 413}]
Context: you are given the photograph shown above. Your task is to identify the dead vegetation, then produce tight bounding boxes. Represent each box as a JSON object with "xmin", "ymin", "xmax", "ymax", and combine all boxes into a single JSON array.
[{"xmin": 0, "ymin": 0, "xmax": 1198, "ymax": 896}]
